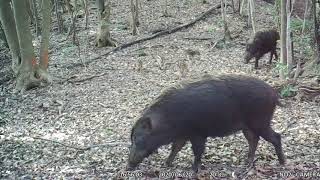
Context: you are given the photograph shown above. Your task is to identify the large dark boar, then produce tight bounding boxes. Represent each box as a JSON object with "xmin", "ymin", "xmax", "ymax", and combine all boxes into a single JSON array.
[
  {"xmin": 127, "ymin": 75, "xmax": 285, "ymax": 172},
  {"xmin": 244, "ymin": 29, "xmax": 280, "ymax": 69}
]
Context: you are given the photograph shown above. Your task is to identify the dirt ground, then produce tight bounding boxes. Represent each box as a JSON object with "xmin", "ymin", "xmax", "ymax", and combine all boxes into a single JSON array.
[{"xmin": 1, "ymin": 0, "xmax": 319, "ymax": 179}]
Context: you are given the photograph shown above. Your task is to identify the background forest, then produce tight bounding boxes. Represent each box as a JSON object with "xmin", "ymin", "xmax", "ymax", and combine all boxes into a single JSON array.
[{"xmin": 0, "ymin": 0, "xmax": 319, "ymax": 179}]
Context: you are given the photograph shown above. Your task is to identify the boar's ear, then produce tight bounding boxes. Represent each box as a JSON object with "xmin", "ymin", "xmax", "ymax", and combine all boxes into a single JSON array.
[{"xmin": 141, "ymin": 117, "xmax": 152, "ymax": 131}]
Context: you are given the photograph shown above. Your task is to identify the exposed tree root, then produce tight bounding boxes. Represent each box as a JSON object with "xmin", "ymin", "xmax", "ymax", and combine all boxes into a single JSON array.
[{"xmin": 14, "ymin": 66, "xmax": 51, "ymax": 93}]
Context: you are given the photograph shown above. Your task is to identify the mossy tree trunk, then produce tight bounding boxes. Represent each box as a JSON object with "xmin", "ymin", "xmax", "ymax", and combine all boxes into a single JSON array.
[
  {"xmin": 0, "ymin": 0, "xmax": 21, "ymax": 74},
  {"xmin": 95, "ymin": 0, "xmax": 116, "ymax": 47}
]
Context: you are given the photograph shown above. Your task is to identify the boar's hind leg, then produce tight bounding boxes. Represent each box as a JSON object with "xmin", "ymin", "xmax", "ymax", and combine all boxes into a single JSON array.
[
  {"xmin": 274, "ymin": 48, "xmax": 278, "ymax": 60},
  {"xmin": 258, "ymin": 127, "xmax": 285, "ymax": 165},
  {"xmin": 243, "ymin": 129, "xmax": 259, "ymax": 165},
  {"xmin": 166, "ymin": 139, "xmax": 186, "ymax": 167},
  {"xmin": 269, "ymin": 51, "xmax": 274, "ymax": 64},
  {"xmin": 190, "ymin": 136, "xmax": 206, "ymax": 172}
]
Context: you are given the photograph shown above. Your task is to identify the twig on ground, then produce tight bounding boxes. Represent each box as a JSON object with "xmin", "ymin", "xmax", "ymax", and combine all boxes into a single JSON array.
[
  {"xmin": 239, "ymin": 159, "xmax": 258, "ymax": 180},
  {"xmin": 183, "ymin": 36, "xmax": 213, "ymax": 40},
  {"xmin": 68, "ymin": 72, "xmax": 107, "ymax": 83}
]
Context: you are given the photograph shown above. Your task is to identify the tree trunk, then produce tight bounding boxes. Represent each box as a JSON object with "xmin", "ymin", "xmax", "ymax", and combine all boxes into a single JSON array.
[
  {"xmin": 12, "ymin": 0, "xmax": 40, "ymax": 91},
  {"xmin": 249, "ymin": 0, "xmax": 256, "ymax": 33},
  {"xmin": 240, "ymin": 0, "xmax": 246, "ymax": 15},
  {"xmin": 301, "ymin": 0, "xmax": 320, "ymax": 76},
  {"xmin": 312, "ymin": 0, "xmax": 320, "ymax": 64},
  {"xmin": 31, "ymin": 0, "xmax": 41, "ymax": 36},
  {"xmin": 231, "ymin": 0, "xmax": 235, "ymax": 13},
  {"xmin": 95, "ymin": 0, "xmax": 116, "ymax": 47},
  {"xmin": 247, "ymin": 0, "xmax": 251, "ymax": 27},
  {"xmin": 84, "ymin": 0, "xmax": 89, "ymax": 29},
  {"xmin": 274, "ymin": 0, "xmax": 281, "ymax": 29},
  {"xmin": 280, "ymin": 0, "xmax": 287, "ymax": 79},
  {"xmin": 131, "ymin": 0, "xmax": 139, "ymax": 35},
  {"xmin": 221, "ymin": 0, "xmax": 231, "ymax": 41},
  {"xmin": 302, "ymin": 0, "xmax": 309, "ymax": 33},
  {"xmin": 0, "ymin": 0, "xmax": 21, "ymax": 74},
  {"xmin": 54, "ymin": 0, "xmax": 64, "ymax": 33},
  {"xmin": 286, "ymin": 0, "xmax": 293, "ymax": 74},
  {"xmin": 39, "ymin": 0, "xmax": 51, "ymax": 80}
]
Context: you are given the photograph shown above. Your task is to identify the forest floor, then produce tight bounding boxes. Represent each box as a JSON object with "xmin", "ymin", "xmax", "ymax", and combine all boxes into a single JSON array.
[{"xmin": 1, "ymin": 0, "xmax": 320, "ymax": 179}]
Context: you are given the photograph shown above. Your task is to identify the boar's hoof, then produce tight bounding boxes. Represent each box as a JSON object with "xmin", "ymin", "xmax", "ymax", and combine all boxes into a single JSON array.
[
  {"xmin": 192, "ymin": 164, "xmax": 199, "ymax": 173},
  {"xmin": 126, "ymin": 165, "xmax": 135, "ymax": 171}
]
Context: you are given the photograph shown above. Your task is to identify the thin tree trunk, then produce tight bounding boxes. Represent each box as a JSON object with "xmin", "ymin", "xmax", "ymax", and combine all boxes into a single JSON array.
[
  {"xmin": 12, "ymin": 0, "xmax": 40, "ymax": 91},
  {"xmin": 39, "ymin": 0, "xmax": 51, "ymax": 75},
  {"xmin": 131, "ymin": 0, "xmax": 139, "ymax": 35},
  {"xmin": 286, "ymin": 0, "xmax": 293, "ymax": 74},
  {"xmin": 249, "ymin": 0, "xmax": 256, "ymax": 33},
  {"xmin": 72, "ymin": 0, "xmax": 78, "ymax": 45},
  {"xmin": 238, "ymin": 0, "xmax": 242, "ymax": 13},
  {"xmin": 54, "ymin": 0, "xmax": 64, "ymax": 33},
  {"xmin": 312, "ymin": 0, "xmax": 320, "ymax": 64},
  {"xmin": 231, "ymin": 0, "xmax": 235, "ymax": 13},
  {"xmin": 240, "ymin": 0, "xmax": 246, "ymax": 15},
  {"xmin": 221, "ymin": 0, "xmax": 231, "ymax": 41},
  {"xmin": 302, "ymin": 0, "xmax": 320, "ymax": 75},
  {"xmin": 247, "ymin": 0, "xmax": 251, "ymax": 27},
  {"xmin": 0, "ymin": 0, "xmax": 21, "ymax": 74},
  {"xmin": 84, "ymin": 0, "xmax": 89, "ymax": 29},
  {"xmin": 302, "ymin": 0, "xmax": 309, "ymax": 33},
  {"xmin": 280, "ymin": 0, "xmax": 287, "ymax": 79}
]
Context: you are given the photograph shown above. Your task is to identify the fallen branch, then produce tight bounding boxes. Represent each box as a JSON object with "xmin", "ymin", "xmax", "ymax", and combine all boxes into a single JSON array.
[
  {"xmin": 68, "ymin": 72, "xmax": 107, "ymax": 83},
  {"xmin": 66, "ymin": 4, "xmax": 223, "ymax": 68},
  {"xmin": 58, "ymin": 72, "xmax": 111, "ymax": 84}
]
